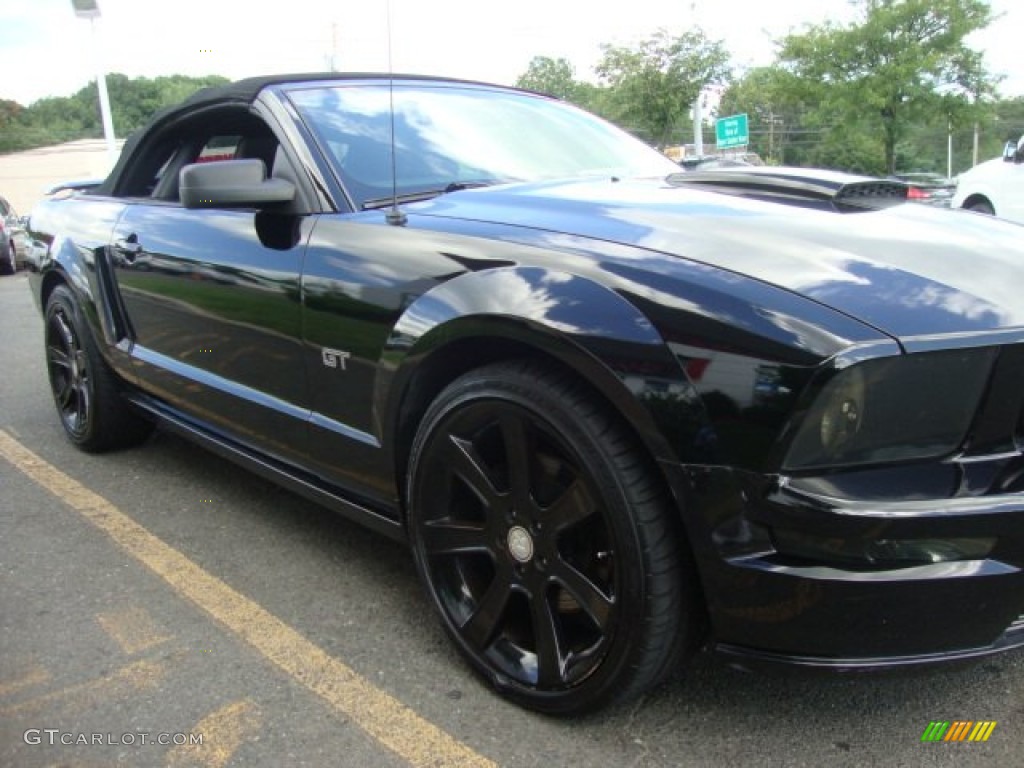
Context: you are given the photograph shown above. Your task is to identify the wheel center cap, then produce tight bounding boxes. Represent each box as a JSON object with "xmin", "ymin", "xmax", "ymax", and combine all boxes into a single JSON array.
[{"xmin": 506, "ymin": 526, "xmax": 534, "ymax": 564}]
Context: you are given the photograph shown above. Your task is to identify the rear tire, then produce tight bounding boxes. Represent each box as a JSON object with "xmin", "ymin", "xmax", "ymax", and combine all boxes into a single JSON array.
[
  {"xmin": 44, "ymin": 285, "xmax": 152, "ymax": 452},
  {"xmin": 407, "ymin": 361, "xmax": 698, "ymax": 714}
]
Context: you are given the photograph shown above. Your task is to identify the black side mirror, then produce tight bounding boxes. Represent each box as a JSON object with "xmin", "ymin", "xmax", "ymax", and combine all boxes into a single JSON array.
[
  {"xmin": 1005, "ymin": 136, "xmax": 1024, "ymax": 164},
  {"xmin": 180, "ymin": 159, "xmax": 295, "ymax": 209}
]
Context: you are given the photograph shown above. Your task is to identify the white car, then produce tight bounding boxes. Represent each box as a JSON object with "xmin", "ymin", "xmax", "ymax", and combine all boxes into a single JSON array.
[{"xmin": 952, "ymin": 135, "xmax": 1024, "ymax": 223}]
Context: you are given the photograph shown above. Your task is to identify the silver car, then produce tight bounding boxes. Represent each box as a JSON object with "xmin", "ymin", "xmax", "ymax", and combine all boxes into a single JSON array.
[{"xmin": 0, "ymin": 195, "xmax": 29, "ymax": 274}]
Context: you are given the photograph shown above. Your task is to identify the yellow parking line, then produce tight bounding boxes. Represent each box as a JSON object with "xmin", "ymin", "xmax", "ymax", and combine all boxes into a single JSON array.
[
  {"xmin": 167, "ymin": 699, "xmax": 262, "ymax": 768},
  {"xmin": 0, "ymin": 658, "xmax": 166, "ymax": 717},
  {"xmin": 0, "ymin": 665, "xmax": 51, "ymax": 698},
  {"xmin": 97, "ymin": 606, "xmax": 173, "ymax": 655},
  {"xmin": 0, "ymin": 430, "xmax": 496, "ymax": 768}
]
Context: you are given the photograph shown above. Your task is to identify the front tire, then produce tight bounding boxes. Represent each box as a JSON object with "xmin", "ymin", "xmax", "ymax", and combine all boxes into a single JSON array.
[
  {"xmin": 44, "ymin": 284, "xmax": 152, "ymax": 452},
  {"xmin": 407, "ymin": 361, "xmax": 696, "ymax": 714}
]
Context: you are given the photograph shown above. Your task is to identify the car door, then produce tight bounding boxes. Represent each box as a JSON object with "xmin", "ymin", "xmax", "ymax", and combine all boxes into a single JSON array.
[{"xmin": 110, "ymin": 122, "xmax": 313, "ymax": 466}]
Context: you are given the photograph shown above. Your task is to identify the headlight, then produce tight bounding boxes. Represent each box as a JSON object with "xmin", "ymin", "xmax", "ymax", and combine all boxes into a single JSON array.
[{"xmin": 783, "ymin": 348, "xmax": 997, "ymax": 471}]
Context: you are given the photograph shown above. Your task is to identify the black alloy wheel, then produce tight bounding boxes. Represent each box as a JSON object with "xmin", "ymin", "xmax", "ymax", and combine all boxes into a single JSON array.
[
  {"xmin": 408, "ymin": 361, "xmax": 696, "ymax": 714},
  {"xmin": 46, "ymin": 297, "xmax": 91, "ymax": 440},
  {"xmin": 44, "ymin": 285, "xmax": 152, "ymax": 452}
]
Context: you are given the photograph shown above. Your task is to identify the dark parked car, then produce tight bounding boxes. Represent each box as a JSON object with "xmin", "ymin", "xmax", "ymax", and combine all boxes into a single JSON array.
[
  {"xmin": 26, "ymin": 74, "xmax": 1024, "ymax": 714},
  {"xmin": 889, "ymin": 171, "xmax": 956, "ymax": 207}
]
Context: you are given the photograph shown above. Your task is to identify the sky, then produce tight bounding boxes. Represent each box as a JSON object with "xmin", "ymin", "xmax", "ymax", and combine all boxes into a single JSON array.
[{"xmin": 0, "ymin": 0, "xmax": 1020, "ymax": 107}]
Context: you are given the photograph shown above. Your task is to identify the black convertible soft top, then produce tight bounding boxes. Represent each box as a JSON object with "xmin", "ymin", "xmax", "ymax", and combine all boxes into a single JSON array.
[{"xmin": 94, "ymin": 72, "xmax": 509, "ymax": 196}]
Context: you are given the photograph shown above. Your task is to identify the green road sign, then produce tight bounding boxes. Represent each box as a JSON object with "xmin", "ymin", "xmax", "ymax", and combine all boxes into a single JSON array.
[{"xmin": 716, "ymin": 113, "xmax": 749, "ymax": 149}]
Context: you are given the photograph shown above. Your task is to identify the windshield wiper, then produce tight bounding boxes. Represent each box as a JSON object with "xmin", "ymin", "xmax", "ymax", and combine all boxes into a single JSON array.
[{"xmin": 362, "ymin": 180, "xmax": 502, "ymax": 211}]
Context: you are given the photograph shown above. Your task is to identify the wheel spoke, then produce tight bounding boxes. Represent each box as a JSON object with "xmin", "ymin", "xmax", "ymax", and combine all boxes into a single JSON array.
[
  {"xmin": 74, "ymin": 380, "xmax": 91, "ymax": 428},
  {"xmin": 55, "ymin": 378, "xmax": 74, "ymax": 409},
  {"xmin": 461, "ymin": 573, "xmax": 513, "ymax": 649},
  {"xmin": 544, "ymin": 477, "xmax": 596, "ymax": 534},
  {"xmin": 447, "ymin": 435, "xmax": 502, "ymax": 508},
  {"xmin": 549, "ymin": 558, "xmax": 614, "ymax": 630},
  {"xmin": 499, "ymin": 412, "xmax": 533, "ymax": 508},
  {"xmin": 53, "ymin": 311, "xmax": 76, "ymax": 351},
  {"xmin": 530, "ymin": 589, "xmax": 565, "ymax": 686},
  {"xmin": 47, "ymin": 344, "xmax": 71, "ymax": 371},
  {"xmin": 421, "ymin": 520, "xmax": 491, "ymax": 557}
]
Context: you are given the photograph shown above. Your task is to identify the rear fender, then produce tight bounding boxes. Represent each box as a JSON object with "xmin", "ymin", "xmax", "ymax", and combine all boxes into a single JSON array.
[{"xmin": 31, "ymin": 199, "xmax": 134, "ymax": 379}]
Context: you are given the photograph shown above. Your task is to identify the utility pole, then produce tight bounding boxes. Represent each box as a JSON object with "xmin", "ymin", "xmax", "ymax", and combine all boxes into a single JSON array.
[
  {"xmin": 329, "ymin": 22, "xmax": 339, "ymax": 72},
  {"xmin": 693, "ymin": 94, "xmax": 703, "ymax": 156},
  {"xmin": 70, "ymin": 0, "xmax": 116, "ymax": 169},
  {"xmin": 947, "ymin": 115, "xmax": 953, "ymax": 178}
]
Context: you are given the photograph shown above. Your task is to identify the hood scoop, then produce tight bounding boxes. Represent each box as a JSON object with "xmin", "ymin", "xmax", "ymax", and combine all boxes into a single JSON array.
[{"xmin": 668, "ymin": 168, "xmax": 909, "ymax": 211}]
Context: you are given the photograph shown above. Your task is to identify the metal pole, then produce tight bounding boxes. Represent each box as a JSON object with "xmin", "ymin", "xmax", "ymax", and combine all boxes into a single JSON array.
[
  {"xmin": 693, "ymin": 95, "xmax": 703, "ymax": 156},
  {"xmin": 947, "ymin": 116, "xmax": 952, "ymax": 178},
  {"xmin": 89, "ymin": 16, "xmax": 117, "ymax": 167}
]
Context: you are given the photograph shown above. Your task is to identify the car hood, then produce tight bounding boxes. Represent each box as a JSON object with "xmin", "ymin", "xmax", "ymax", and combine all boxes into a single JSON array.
[{"xmin": 414, "ymin": 176, "xmax": 1024, "ymax": 343}]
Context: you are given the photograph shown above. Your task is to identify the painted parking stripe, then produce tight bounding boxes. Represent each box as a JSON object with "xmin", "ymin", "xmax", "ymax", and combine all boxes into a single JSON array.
[
  {"xmin": 0, "ymin": 665, "xmax": 52, "ymax": 698},
  {"xmin": 167, "ymin": 699, "xmax": 262, "ymax": 768},
  {"xmin": 0, "ymin": 430, "xmax": 496, "ymax": 768},
  {"xmin": 97, "ymin": 606, "xmax": 173, "ymax": 655},
  {"xmin": 0, "ymin": 658, "xmax": 167, "ymax": 717}
]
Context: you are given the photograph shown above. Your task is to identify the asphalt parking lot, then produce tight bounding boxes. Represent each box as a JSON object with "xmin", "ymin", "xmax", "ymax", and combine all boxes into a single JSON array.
[{"xmin": 2, "ymin": 270, "xmax": 1022, "ymax": 767}]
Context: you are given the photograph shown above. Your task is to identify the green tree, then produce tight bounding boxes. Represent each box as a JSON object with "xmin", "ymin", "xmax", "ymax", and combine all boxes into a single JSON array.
[
  {"xmin": 777, "ymin": 0, "xmax": 998, "ymax": 173},
  {"xmin": 516, "ymin": 56, "xmax": 580, "ymax": 100},
  {"xmin": 718, "ymin": 67, "xmax": 815, "ymax": 165},
  {"xmin": 594, "ymin": 28, "xmax": 731, "ymax": 146},
  {"xmin": 515, "ymin": 56, "xmax": 604, "ymax": 112},
  {"xmin": 0, "ymin": 74, "xmax": 229, "ymax": 155}
]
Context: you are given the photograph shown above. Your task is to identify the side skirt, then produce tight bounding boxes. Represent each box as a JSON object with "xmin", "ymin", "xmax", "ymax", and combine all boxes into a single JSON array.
[{"xmin": 126, "ymin": 393, "xmax": 407, "ymax": 543}]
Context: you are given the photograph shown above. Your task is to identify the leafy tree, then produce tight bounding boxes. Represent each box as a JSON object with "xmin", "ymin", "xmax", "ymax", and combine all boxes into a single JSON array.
[
  {"xmin": 0, "ymin": 74, "xmax": 229, "ymax": 154},
  {"xmin": 516, "ymin": 57, "xmax": 581, "ymax": 100},
  {"xmin": 718, "ymin": 68, "xmax": 811, "ymax": 165},
  {"xmin": 777, "ymin": 0, "xmax": 998, "ymax": 173},
  {"xmin": 594, "ymin": 29, "xmax": 731, "ymax": 146},
  {"xmin": 515, "ymin": 56, "xmax": 604, "ymax": 113}
]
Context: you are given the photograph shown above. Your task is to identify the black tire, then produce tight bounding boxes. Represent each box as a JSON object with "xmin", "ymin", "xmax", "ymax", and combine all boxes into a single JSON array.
[
  {"xmin": 0, "ymin": 243, "xmax": 13, "ymax": 275},
  {"xmin": 967, "ymin": 199, "xmax": 995, "ymax": 215},
  {"xmin": 407, "ymin": 361, "xmax": 697, "ymax": 714},
  {"xmin": 44, "ymin": 284, "xmax": 152, "ymax": 452}
]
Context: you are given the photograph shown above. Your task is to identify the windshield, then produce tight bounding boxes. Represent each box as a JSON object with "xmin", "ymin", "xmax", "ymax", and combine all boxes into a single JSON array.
[{"xmin": 285, "ymin": 83, "xmax": 679, "ymax": 209}]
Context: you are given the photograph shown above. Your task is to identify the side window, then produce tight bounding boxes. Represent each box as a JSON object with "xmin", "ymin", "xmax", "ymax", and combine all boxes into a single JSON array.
[
  {"xmin": 113, "ymin": 107, "xmax": 308, "ymax": 211},
  {"xmin": 116, "ymin": 141, "xmax": 181, "ymax": 199},
  {"xmin": 149, "ymin": 132, "xmax": 280, "ymax": 203},
  {"xmin": 197, "ymin": 135, "xmax": 241, "ymax": 163}
]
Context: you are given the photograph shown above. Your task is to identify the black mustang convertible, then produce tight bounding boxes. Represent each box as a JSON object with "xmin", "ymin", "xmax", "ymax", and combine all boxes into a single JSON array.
[{"xmin": 26, "ymin": 74, "xmax": 1024, "ymax": 714}]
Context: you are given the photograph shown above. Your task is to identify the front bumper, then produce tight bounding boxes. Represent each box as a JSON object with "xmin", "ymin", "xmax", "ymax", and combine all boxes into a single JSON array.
[{"xmin": 672, "ymin": 463, "xmax": 1024, "ymax": 669}]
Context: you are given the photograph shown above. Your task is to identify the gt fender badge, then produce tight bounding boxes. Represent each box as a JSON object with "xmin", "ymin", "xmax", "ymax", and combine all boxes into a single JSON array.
[{"xmin": 322, "ymin": 347, "xmax": 351, "ymax": 370}]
